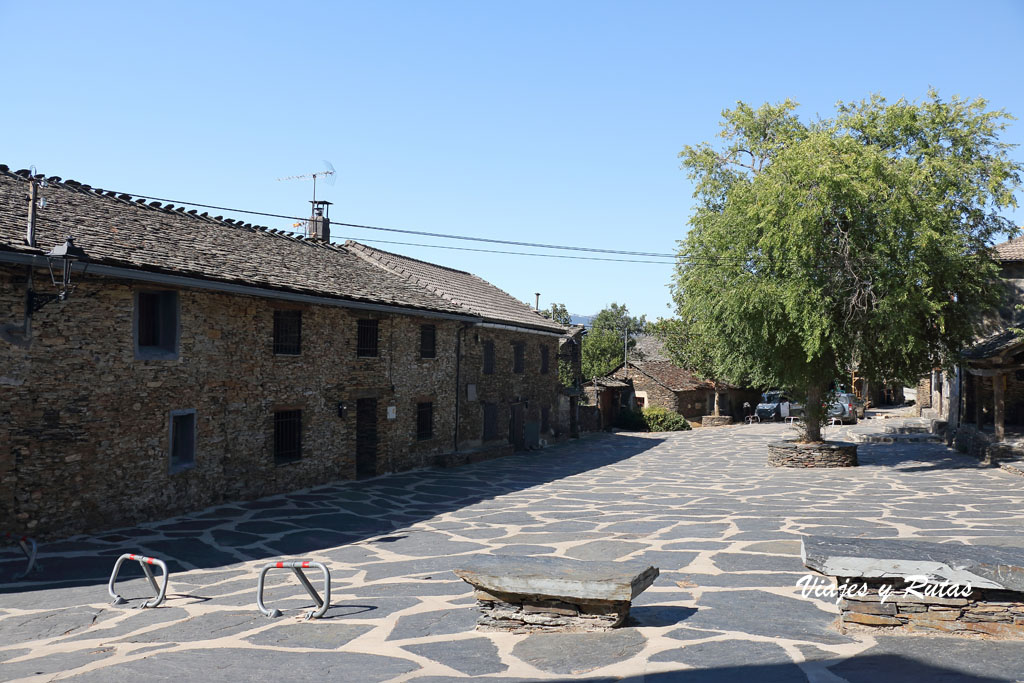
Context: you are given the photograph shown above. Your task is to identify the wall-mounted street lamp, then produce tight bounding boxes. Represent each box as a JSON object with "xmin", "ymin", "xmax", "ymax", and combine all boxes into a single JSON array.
[{"xmin": 31, "ymin": 236, "xmax": 88, "ymax": 311}]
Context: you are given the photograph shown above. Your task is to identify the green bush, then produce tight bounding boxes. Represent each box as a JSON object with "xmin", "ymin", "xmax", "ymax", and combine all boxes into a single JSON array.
[{"xmin": 642, "ymin": 406, "xmax": 692, "ymax": 431}]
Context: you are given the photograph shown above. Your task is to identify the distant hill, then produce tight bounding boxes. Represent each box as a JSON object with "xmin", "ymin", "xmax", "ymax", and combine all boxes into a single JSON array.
[{"xmin": 570, "ymin": 314, "xmax": 595, "ymax": 327}]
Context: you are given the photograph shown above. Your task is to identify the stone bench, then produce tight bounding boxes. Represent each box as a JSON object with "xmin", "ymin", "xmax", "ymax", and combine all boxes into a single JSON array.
[
  {"xmin": 454, "ymin": 555, "xmax": 659, "ymax": 633},
  {"xmin": 801, "ymin": 536, "xmax": 1024, "ymax": 639}
]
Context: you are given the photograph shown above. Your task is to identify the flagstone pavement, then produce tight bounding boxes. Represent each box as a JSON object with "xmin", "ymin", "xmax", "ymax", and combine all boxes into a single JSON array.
[{"xmin": 3, "ymin": 416, "xmax": 1024, "ymax": 682}]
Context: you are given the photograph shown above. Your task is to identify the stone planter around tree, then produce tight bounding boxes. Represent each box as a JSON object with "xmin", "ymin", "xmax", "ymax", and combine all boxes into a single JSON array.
[
  {"xmin": 767, "ymin": 440, "xmax": 858, "ymax": 467},
  {"xmin": 700, "ymin": 415, "xmax": 734, "ymax": 427}
]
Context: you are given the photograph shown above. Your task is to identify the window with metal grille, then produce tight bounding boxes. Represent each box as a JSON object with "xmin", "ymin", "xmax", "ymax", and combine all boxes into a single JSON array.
[
  {"xmin": 416, "ymin": 402, "xmax": 433, "ymax": 440},
  {"xmin": 482, "ymin": 341, "xmax": 495, "ymax": 375},
  {"xmin": 541, "ymin": 405, "xmax": 550, "ymax": 433},
  {"xmin": 273, "ymin": 310, "xmax": 302, "ymax": 355},
  {"xmin": 169, "ymin": 410, "xmax": 195, "ymax": 472},
  {"xmin": 357, "ymin": 319, "xmax": 379, "ymax": 357},
  {"xmin": 540, "ymin": 345, "xmax": 549, "ymax": 374},
  {"xmin": 513, "ymin": 343, "xmax": 525, "ymax": 373},
  {"xmin": 274, "ymin": 409, "xmax": 302, "ymax": 464},
  {"xmin": 420, "ymin": 324, "xmax": 436, "ymax": 359},
  {"xmin": 135, "ymin": 290, "xmax": 178, "ymax": 359},
  {"xmin": 483, "ymin": 402, "xmax": 498, "ymax": 440}
]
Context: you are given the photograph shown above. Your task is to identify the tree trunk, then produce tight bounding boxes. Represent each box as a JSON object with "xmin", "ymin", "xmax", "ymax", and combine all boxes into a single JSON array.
[
  {"xmin": 802, "ymin": 382, "xmax": 827, "ymax": 443},
  {"xmin": 712, "ymin": 388, "xmax": 720, "ymax": 416}
]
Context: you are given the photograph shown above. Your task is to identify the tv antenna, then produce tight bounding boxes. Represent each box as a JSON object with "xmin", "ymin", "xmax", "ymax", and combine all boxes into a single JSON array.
[{"xmin": 276, "ymin": 160, "xmax": 336, "ymax": 204}]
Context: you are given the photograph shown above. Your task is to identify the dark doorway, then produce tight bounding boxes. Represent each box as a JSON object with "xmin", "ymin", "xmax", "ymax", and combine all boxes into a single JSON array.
[
  {"xmin": 356, "ymin": 398, "xmax": 378, "ymax": 478},
  {"xmin": 509, "ymin": 403, "xmax": 526, "ymax": 450}
]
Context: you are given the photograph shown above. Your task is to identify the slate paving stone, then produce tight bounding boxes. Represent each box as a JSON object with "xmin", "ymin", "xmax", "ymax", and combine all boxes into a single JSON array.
[
  {"xmin": 628, "ymin": 605, "xmax": 697, "ymax": 627},
  {"xmin": 0, "ymin": 648, "xmax": 30, "ymax": 662},
  {"xmin": 711, "ymin": 552, "xmax": 803, "ymax": 572},
  {"xmin": 386, "ymin": 607, "xmax": 479, "ymax": 640},
  {"xmin": 0, "ymin": 607, "xmax": 114, "ymax": 645},
  {"xmin": 402, "ymin": 637, "xmax": 507, "ymax": 676},
  {"xmin": 511, "ymin": 629, "xmax": 647, "ymax": 675},
  {"xmin": 450, "ymin": 527, "xmax": 509, "ymax": 539},
  {"xmin": 488, "ymin": 544, "xmax": 554, "ymax": 556},
  {"xmin": 0, "ymin": 647, "xmax": 116, "ymax": 680},
  {"xmin": 360, "ymin": 558, "xmax": 459, "ymax": 582},
  {"xmin": 684, "ymin": 590, "xmax": 852, "ymax": 644},
  {"xmin": 664, "ymin": 626, "xmax": 724, "ymax": 641},
  {"xmin": 366, "ymin": 531, "xmax": 486, "ymax": 557},
  {"xmin": 66, "ymin": 649, "xmax": 420, "ymax": 682},
  {"xmin": 564, "ymin": 540, "xmax": 646, "ymax": 561},
  {"xmin": 243, "ymin": 622, "xmax": 372, "ymax": 649},
  {"xmin": 742, "ymin": 540, "xmax": 803, "ymax": 555},
  {"xmin": 650, "ymin": 640, "xmax": 808, "ymax": 682},
  {"xmin": 116, "ymin": 610, "xmax": 268, "ymax": 642},
  {"xmin": 63, "ymin": 607, "xmax": 189, "ymax": 642},
  {"xmin": 657, "ymin": 524, "xmax": 732, "ymax": 539},
  {"xmin": 630, "ymin": 551, "xmax": 698, "ymax": 571},
  {"xmin": 139, "ymin": 538, "xmax": 241, "ymax": 571},
  {"xmin": 324, "ymin": 597, "xmax": 420, "ymax": 620},
  {"xmin": 828, "ymin": 635, "xmax": 1024, "ymax": 682},
  {"xmin": 234, "ymin": 520, "xmax": 298, "ymax": 534},
  {"xmin": 209, "ymin": 529, "xmax": 266, "ymax": 547},
  {"xmin": 350, "ymin": 581, "xmax": 470, "ymax": 597}
]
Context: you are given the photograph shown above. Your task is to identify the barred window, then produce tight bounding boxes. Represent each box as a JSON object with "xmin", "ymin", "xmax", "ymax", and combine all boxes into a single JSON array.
[
  {"xmin": 420, "ymin": 325, "xmax": 436, "ymax": 359},
  {"xmin": 540, "ymin": 345, "xmax": 549, "ymax": 374},
  {"xmin": 135, "ymin": 290, "xmax": 178, "ymax": 359},
  {"xmin": 273, "ymin": 310, "xmax": 302, "ymax": 355},
  {"xmin": 483, "ymin": 402, "xmax": 498, "ymax": 440},
  {"xmin": 483, "ymin": 341, "xmax": 495, "ymax": 375},
  {"xmin": 513, "ymin": 342, "xmax": 525, "ymax": 374},
  {"xmin": 357, "ymin": 319, "xmax": 379, "ymax": 357},
  {"xmin": 416, "ymin": 402, "xmax": 433, "ymax": 440},
  {"xmin": 274, "ymin": 409, "xmax": 302, "ymax": 464}
]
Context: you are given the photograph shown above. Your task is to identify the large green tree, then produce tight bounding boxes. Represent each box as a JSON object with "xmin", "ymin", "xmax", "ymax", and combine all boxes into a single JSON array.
[
  {"xmin": 582, "ymin": 303, "xmax": 646, "ymax": 380},
  {"xmin": 671, "ymin": 91, "xmax": 1022, "ymax": 442}
]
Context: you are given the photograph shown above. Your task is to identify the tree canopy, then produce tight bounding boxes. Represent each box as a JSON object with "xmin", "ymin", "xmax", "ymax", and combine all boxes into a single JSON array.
[
  {"xmin": 671, "ymin": 90, "xmax": 1022, "ymax": 441},
  {"xmin": 541, "ymin": 302, "xmax": 572, "ymax": 326},
  {"xmin": 581, "ymin": 303, "xmax": 647, "ymax": 380}
]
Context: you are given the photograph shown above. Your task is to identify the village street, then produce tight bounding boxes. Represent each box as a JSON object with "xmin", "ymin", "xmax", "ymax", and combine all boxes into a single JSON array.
[{"xmin": 2, "ymin": 418, "xmax": 1024, "ymax": 682}]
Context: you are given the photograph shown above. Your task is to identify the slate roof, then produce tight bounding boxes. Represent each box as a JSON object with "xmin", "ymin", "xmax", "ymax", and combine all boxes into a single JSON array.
[
  {"xmin": 994, "ymin": 235, "xmax": 1024, "ymax": 262},
  {"xmin": 630, "ymin": 335, "xmax": 669, "ymax": 362},
  {"xmin": 0, "ymin": 167, "xmax": 469, "ymax": 316},
  {"xmin": 345, "ymin": 241, "xmax": 567, "ymax": 333},
  {"xmin": 962, "ymin": 328, "xmax": 1024, "ymax": 362},
  {"xmin": 629, "ymin": 360, "xmax": 714, "ymax": 392}
]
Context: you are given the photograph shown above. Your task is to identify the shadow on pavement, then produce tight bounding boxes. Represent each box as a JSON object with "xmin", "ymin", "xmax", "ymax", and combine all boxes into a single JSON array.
[{"xmin": 1, "ymin": 433, "xmax": 665, "ymax": 593}]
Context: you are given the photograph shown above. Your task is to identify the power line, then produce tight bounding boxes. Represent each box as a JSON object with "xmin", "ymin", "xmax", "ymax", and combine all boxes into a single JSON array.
[
  {"xmin": 335, "ymin": 236, "xmax": 676, "ymax": 264},
  {"xmin": 104, "ymin": 190, "xmax": 680, "ymax": 259}
]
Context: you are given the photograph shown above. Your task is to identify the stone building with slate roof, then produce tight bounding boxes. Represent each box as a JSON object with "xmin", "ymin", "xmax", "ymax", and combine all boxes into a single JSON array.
[{"xmin": 0, "ymin": 166, "xmax": 566, "ymax": 536}]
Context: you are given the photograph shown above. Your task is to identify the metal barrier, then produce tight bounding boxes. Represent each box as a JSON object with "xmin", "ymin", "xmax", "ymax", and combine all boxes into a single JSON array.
[
  {"xmin": 108, "ymin": 553, "xmax": 170, "ymax": 608},
  {"xmin": 257, "ymin": 560, "xmax": 331, "ymax": 620},
  {"xmin": 3, "ymin": 532, "xmax": 40, "ymax": 579}
]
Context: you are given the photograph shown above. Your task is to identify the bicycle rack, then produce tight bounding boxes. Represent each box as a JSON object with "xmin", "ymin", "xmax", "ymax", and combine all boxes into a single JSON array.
[
  {"xmin": 256, "ymin": 560, "xmax": 331, "ymax": 620},
  {"xmin": 3, "ymin": 532, "xmax": 40, "ymax": 579},
  {"xmin": 108, "ymin": 553, "xmax": 170, "ymax": 608}
]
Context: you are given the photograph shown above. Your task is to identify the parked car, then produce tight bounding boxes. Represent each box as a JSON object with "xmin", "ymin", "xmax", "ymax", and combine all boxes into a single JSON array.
[
  {"xmin": 850, "ymin": 394, "xmax": 866, "ymax": 419},
  {"xmin": 829, "ymin": 393, "xmax": 859, "ymax": 424},
  {"xmin": 756, "ymin": 391, "xmax": 799, "ymax": 421}
]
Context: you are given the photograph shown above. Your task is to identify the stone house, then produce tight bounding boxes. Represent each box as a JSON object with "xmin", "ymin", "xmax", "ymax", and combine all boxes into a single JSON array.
[
  {"xmin": 608, "ymin": 361, "xmax": 760, "ymax": 422},
  {"xmin": 0, "ymin": 166, "xmax": 565, "ymax": 537}
]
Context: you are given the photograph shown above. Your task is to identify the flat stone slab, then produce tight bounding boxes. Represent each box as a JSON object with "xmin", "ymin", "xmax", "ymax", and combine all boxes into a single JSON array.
[
  {"xmin": 802, "ymin": 536, "xmax": 1024, "ymax": 591},
  {"xmin": 453, "ymin": 555, "xmax": 659, "ymax": 603}
]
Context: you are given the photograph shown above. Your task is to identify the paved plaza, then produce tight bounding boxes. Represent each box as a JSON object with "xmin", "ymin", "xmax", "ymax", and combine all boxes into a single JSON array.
[{"xmin": 3, "ymin": 417, "xmax": 1024, "ymax": 682}]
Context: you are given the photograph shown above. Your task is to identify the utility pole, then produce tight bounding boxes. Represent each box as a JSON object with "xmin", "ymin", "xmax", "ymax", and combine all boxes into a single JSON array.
[
  {"xmin": 623, "ymin": 325, "xmax": 629, "ymax": 379},
  {"xmin": 26, "ymin": 178, "xmax": 38, "ymax": 247}
]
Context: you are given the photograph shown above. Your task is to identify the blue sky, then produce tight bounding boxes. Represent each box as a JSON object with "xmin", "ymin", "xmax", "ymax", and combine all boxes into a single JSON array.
[{"xmin": 2, "ymin": 1, "xmax": 1022, "ymax": 319}]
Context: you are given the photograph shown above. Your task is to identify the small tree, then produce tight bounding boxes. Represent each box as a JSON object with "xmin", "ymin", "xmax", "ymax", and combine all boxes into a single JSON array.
[
  {"xmin": 650, "ymin": 317, "xmax": 729, "ymax": 417},
  {"xmin": 671, "ymin": 92, "xmax": 1021, "ymax": 442},
  {"xmin": 541, "ymin": 302, "xmax": 572, "ymax": 326},
  {"xmin": 581, "ymin": 303, "xmax": 647, "ymax": 379}
]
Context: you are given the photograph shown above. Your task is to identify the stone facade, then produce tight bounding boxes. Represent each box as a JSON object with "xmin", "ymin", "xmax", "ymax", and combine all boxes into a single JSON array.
[
  {"xmin": 1, "ymin": 266, "xmax": 562, "ymax": 537},
  {"xmin": 767, "ymin": 441, "xmax": 858, "ymax": 467},
  {"xmin": 839, "ymin": 581, "xmax": 1024, "ymax": 639}
]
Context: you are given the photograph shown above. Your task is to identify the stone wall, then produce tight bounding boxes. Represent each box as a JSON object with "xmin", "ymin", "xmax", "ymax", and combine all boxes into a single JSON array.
[
  {"xmin": 767, "ymin": 441, "xmax": 858, "ymax": 467},
  {"xmin": 0, "ymin": 266, "xmax": 562, "ymax": 537},
  {"xmin": 839, "ymin": 581, "xmax": 1024, "ymax": 639},
  {"xmin": 609, "ymin": 367, "xmax": 678, "ymax": 412}
]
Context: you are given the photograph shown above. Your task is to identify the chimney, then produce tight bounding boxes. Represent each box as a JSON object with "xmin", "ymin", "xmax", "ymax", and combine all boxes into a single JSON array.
[
  {"xmin": 534, "ymin": 292, "xmax": 540, "ymax": 311},
  {"xmin": 308, "ymin": 200, "xmax": 332, "ymax": 242}
]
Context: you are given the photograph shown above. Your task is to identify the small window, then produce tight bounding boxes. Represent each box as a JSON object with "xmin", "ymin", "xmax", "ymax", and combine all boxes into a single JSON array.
[
  {"xmin": 540, "ymin": 345, "xmax": 549, "ymax": 374},
  {"xmin": 416, "ymin": 402, "xmax": 433, "ymax": 440},
  {"xmin": 274, "ymin": 409, "xmax": 302, "ymax": 464},
  {"xmin": 483, "ymin": 402, "xmax": 498, "ymax": 440},
  {"xmin": 357, "ymin": 319, "xmax": 379, "ymax": 357},
  {"xmin": 541, "ymin": 405, "xmax": 550, "ymax": 433},
  {"xmin": 483, "ymin": 341, "xmax": 495, "ymax": 375},
  {"xmin": 420, "ymin": 325, "xmax": 436, "ymax": 359},
  {"xmin": 273, "ymin": 310, "xmax": 302, "ymax": 355},
  {"xmin": 135, "ymin": 290, "xmax": 179, "ymax": 359},
  {"xmin": 513, "ymin": 343, "xmax": 525, "ymax": 373},
  {"xmin": 169, "ymin": 410, "xmax": 195, "ymax": 472}
]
